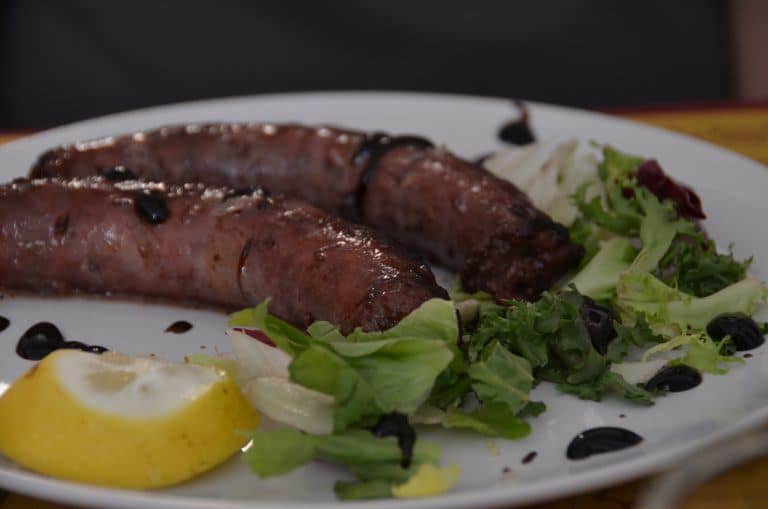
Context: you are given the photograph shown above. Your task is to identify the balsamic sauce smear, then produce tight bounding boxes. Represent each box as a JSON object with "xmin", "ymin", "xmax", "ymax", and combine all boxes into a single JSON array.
[
  {"xmin": 644, "ymin": 365, "xmax": 702, "ymax": 393},
  {"xmin": 370, "ymin": 412, "xmax": 416, "ymax": 468},
  {"xmin": 134, "ymin": 190, "xmax": 170, "ymax": 224},
  {"xmin": 497, "ymin": 101, "xmax": 536, "ymax": 145},
  {"xmin": 522, "ymin": 451, "xmax": 538, "ymax": 465},
  {"xmin": 16, "ymin": 322, "xmax": 108, "ymax": 361},
  {"xmin": 165, "ymin": 321, "xmax": 193, "ymax": 334},
  {"xmin": 0, "ymin": 316, "xmax": 9, "ymax": 333},
  {"xmin": 566, "ymin": 427, "xmax": 643, "ymax": 460},
  {"xmin": 352, "ymin": 132, "xmax": 434, "ymax": 216}
]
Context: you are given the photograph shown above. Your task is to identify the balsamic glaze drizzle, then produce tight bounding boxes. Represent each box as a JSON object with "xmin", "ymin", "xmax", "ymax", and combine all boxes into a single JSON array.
[
  {"xmin": 165, "ymin": 321, "xmax": 193, "ymax": 334},
  {"xmin": 102, "ymin": 166, "xmax": 138, "ymax": 182},
  {"xmin": 0, "ymin": 316, "xmax": 9, "ymax": 333},
  {"xmin": 353, "ymin": 132, "xmax": 433, "ymax": 216},
  {"xmin": 522, "ymin": 451, "xmax": 538, "ymax": 464},
  {"xmin": 566, "ymin": 427, "xmax": 643, "ymax": 460},
  {"xmin": 371, "ymin": 412, "xmax": 416, "ymax": 468},
  {"xmin": 498, "ymin": 101, "xmax": 536, "ymax": 145},
  {"xmin": 134, "ymin": 190, "xmax": 170, "ymax": 224},
  {"xmin": 16, "ymin": 322, "xmax": 108, "ymax": 361}
]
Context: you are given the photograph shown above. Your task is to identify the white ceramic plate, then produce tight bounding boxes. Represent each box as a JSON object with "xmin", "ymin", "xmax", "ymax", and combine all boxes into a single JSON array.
[{"xmin": 0, "ymin": 92, "xmax": 766, "ymax": 509}]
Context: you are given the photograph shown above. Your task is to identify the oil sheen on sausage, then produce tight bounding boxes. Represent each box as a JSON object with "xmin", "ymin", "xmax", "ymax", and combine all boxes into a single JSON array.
[
  {"xmin": 31, "ymin": 123, "xmax": 584, "ymax": 300},
  {"xmin": 0, "ymin": 178, "xmax": 447, "ymax": 333}
]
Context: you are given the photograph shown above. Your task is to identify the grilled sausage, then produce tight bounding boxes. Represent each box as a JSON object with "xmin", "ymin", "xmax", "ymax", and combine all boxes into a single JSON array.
[
  {"xmin": 31, "ymin": 123, "xmax": 583, "ymax": 300},
  {"xmin": 0, "ymin": 178, "xmax": 447, "ymax": 333}
]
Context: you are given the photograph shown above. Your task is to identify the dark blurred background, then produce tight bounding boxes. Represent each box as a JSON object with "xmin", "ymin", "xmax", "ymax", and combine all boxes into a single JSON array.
[{"xmin": 0, "ymin": 0, "xmax": 765, "ymax": 127}]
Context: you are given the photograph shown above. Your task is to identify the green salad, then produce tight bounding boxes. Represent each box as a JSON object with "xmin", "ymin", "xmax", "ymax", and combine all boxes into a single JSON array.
[{"xmin": 191, "ymin": 144, "xmax": 767, "ymax": 500}]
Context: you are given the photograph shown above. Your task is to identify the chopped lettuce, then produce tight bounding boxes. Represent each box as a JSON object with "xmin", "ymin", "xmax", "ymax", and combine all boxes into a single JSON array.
[
  {"xmin": 557, "ymin": 370, "xmax": 653, "ymax": 405},
  {"xmin": 467, "ymin": 342, "xmax": 534, "ymax": 413},
  {"xmin": 571, "ymin": 237, "xmax": 637, "ymax": 300},
  {"xmin": 227, "ymin": 329, "xmax": 334, "ymax": 434},
  {"xmin": 471, "ymin": 288, "xmax": 651, "ymax": 404},
  {"xmin": 642, "ymin": 333, "xmax": 744, "ymax": 375},
  {"xmin": 443, "ymin": 402, "xmax": 531, "ymax": 439},
  {"xmin": 243, "ymin": 428, "xmax": 451, "ymax": 501},
  {"xmin": 657, "ymin": 239, "xmax": 752, "ymax": 297},
  {"xmin": 571, "ymin": 185, "xmax": 695, "ymax": 301},
  {"xmin": 568, "ymin": 216, "xmax": 603, "ymax": 266},
  {"xmin": 290, "ymin": 337, "xmax": 453, "ymax": 430},
  {"xmin": 573, "ymin": 181, "xmax": 642, "ymax": 236},
  {"xmin": 243, "ymin": 428, "xmax": 440, "ymax": 478},
  {"xmin": 597, "ymin": 145, "xmax": 645, "ymax": 181},
  {"xmin": 607, "ymin": 315, "xmax": 664, "ymax": 363},
  {"xmin": 627, "ymin": 189, "xmax": 697, "ymax": 274},
  {"xmin": 617, "ymin": 273, "xmax": 768, "ymax": 333},
  {"xmin": 231, "ymin": 299, "xmax": 457, "ymax": 431},
  {"xmin": 228, "ymin": 299, "xmax": 310, "ymax": 356}
]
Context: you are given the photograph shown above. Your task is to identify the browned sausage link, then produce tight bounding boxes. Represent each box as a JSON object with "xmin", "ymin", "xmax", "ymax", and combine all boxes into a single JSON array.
[
  {"xmin": 0, "ymin": 178, "xmax": 447, "ymax": 333},
  {"xmin": 30, "ymin": 123, "xmax": 583, "ymax": 300}
]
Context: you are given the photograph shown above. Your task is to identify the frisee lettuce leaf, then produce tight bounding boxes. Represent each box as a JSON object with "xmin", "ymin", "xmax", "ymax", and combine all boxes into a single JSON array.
[
  {"xmin": 657, "ymin": 239, "xmax": 752, "ymax": 297},
  {"xmin": 641, "ymin": 333, "xmax": 744, "ymax": 375},
  {"xmin": 617, "ymin": 273, "xmax": 768, "ymax": 333},
  {"xmin": 571, "ymin": 237, "xmax": 638, "ymax": 300},
  {"xmin": 597, "ymin": 145, "xmax": 645, "ymax": 182},
  {"xmin": 573, "ymin": 181, "xmax": 642, "ymax": 236},
  {"xmin": 626, "ymin": 188, "xmax": 697, "ymax": 275}
]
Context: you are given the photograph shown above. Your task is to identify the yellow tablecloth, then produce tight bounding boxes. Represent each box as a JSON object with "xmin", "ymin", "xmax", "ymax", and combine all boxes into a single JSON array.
[{"xmin": 0, "ymin": 105, "xmax": 766, "ymax": 509}]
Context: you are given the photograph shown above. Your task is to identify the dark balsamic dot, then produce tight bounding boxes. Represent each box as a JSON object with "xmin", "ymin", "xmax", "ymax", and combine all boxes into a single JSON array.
[
  {"xmin": 17, "ymin": 322, "xmax": 65, "ymax": 360},
  {"xmin": 16, "ymin": 322, "xmax": 108, "ymax": 360},
  {"xmin": 644, "ymin": 365, "xmax": 702, "ymax": 393},
  {"xmin": 706, "ymin": 313, "xmax": 764, "ymax": 351},
  {"xmin": 0, "ymin": 316, "xmax": 8, "ymax": 333},
  {"xmin": 502, "ymin": 466, "xmax": 511, "ymax": 474},
  {"xmin": 566, "ymin": 427, "xmax": 643, "ymax": 460},
  {"xmin": 498, "ymin": 101, "xmax": 536, "ymax": 145},
  {"xmin": 744, "ymin": 353, "xmax": 753, "ymax": 358},
  {"xmin": 522, "ymin": 451, "xmax": 537, "ymax": 464},
  {"xmin": 134, "ymin": 191, "xmax": 169, "ymax": 224},
  {"xmin": 102, "ymin": 166, "xmax": 138, "ymax": 182},
  {"xmin": 619, "ymin": 414, "xmax": 626, "ymax": 419},
  {"xmin": 165, "ymin": 321, "xmax": 193, "ymax": 334},
  {"xmin": 371, "ymin": 412, "xmax": 416, "ymax": 468}
]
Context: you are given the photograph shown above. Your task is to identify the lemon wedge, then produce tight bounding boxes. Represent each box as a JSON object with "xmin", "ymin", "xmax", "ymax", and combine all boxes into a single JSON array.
[{"xmin": 0, "ymin": 350, "xmax": 258, "ymax": 489}]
